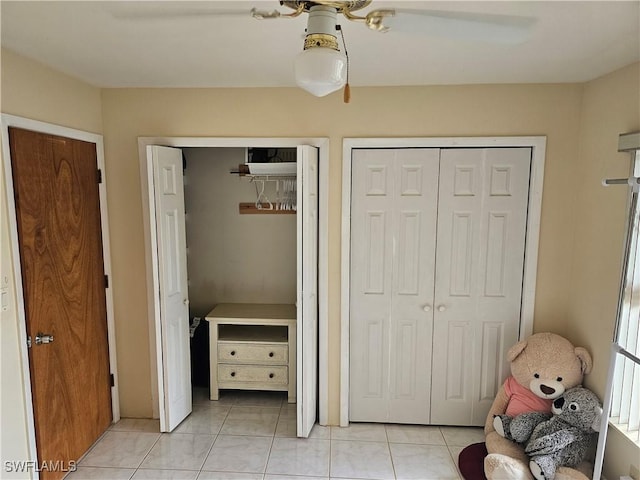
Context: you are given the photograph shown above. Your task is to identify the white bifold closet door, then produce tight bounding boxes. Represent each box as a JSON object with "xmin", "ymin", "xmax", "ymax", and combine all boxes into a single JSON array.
[
  {"xmin": 350, "ymin": 147, "xmax": 531, "ymax": 426},
  {"xmin": 350, "ymin": 148, "xmax": 440, "ymax": 424},
  {"xmin": 431, "ymin": 148, "xmax": 531, "ymax": 425},
  {"xmin": 297, "ymin": 145, "xmax": 319, "ymax": 438},
  {"xmin": 151, "ymin": 145, "xmax": 192, "ymax": 432}
]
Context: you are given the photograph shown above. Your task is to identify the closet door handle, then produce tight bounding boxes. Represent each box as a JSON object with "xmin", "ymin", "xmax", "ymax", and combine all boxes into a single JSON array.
[
  {"xmin": 437, "ymin": 305, "xmax": 447, "ymax": 312},
  {"xmin": 422, "ymin": 304, "xmax": 432, "ymax": 312}
]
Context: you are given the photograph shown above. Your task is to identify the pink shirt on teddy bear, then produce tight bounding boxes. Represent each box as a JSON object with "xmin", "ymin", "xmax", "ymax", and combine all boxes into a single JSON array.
[{"xmin": 503, "ymin": 376, "xmax": 552, "ymax": 417}]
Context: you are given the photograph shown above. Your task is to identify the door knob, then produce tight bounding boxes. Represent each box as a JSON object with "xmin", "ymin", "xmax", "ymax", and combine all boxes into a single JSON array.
[
  {"xmin": 437, "ymin": 305, "xmax": 447, "ymax": 312},
  {"xmin": 422, "ymin": 304, "xmax": 432, "ymax": 312},
  {"xmin": 183, "ymin": 299, "xmax": 190, "ymax": 305},
  {"xmin": 35, "ymin": 332, "xmax": 54, "ymax": 345}
]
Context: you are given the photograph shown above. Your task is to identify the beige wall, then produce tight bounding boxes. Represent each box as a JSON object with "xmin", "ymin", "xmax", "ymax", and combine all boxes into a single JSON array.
[
  {"xmin": 100, "ymin": 83, "xmax": 584, "ymax": 420},
  {"xmin": 567, "ymin": 62, "xmax": 640, "ymax": 480},
  {"xmin": 0, "ymin": 48, "xmax": 103, "ymax": 478},
  {"xmin": 2, "ymin": 45, "xmax": 637, "ymax": 473},
  {"xmin": 1, "ymin": 49, "xmax": 103, "ymax": 133}
]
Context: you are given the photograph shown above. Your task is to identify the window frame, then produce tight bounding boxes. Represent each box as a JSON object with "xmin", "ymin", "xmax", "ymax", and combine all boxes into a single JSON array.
[{"xmin": 594, "ymin": 140, "xmax": 640, "ymax": 479}]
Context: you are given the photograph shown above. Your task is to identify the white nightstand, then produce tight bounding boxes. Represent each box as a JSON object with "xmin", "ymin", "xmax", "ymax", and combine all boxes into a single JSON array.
[{"xmin": 205, "ymin": 303, "xmax": 296, "ymax": 403}]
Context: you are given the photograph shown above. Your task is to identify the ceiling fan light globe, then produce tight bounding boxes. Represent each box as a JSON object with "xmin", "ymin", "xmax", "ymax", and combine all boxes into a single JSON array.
[{"xmin": 294, "ymin": 47, "xmax": 347, "ymax": 97}]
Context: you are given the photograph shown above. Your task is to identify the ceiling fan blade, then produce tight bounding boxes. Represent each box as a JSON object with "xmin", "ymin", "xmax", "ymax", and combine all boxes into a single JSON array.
[
  {"xmin": 250, "ymin": 9, "xmax": 283, "ymax": 19},
  {"xmin": 106, "ymin": 4, "xmax": 251, "ymax": 21},
  {"xmin": 382, "ymin": 9, "xmax": 537, "ymax": 44}
]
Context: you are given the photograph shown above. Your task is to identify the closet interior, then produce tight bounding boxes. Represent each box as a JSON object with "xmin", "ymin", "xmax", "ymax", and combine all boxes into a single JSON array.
[{"xmin": 183, "ymin": 147, "xmax": 299, "ymax": 403}]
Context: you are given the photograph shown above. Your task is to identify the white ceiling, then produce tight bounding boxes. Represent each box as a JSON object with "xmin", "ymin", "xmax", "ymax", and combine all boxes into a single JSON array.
[{"xmin": 1, "ymin": 1, "xmax": 639, "ymax": 89}]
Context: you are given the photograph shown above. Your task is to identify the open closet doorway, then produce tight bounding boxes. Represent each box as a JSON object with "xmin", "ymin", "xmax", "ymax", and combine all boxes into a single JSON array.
[{"xmin": 139, "ymin": 137, "xmax": 328, "ymax": 438}]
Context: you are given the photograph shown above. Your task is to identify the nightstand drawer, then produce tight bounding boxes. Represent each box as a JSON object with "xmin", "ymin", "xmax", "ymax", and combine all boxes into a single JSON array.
[
  {"xmin": 218, "ymin": 364, "xmax": 288, "ymax": 385},
  {"xmin": 218, "ymin": 343, "xmax": 288, "ymax": 364}
]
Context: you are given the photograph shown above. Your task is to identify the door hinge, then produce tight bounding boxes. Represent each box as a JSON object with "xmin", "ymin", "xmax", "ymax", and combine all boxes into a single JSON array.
[
  {"xmin": 27, "ymin": 336, "xmax": 32, "ymax": 349},
  {"xmin": 97, "ymin": 169, "xmax": 103, "ymax": 184},
  {"xmin": 110, "ymin": 374, "xmax": 115, "ymax": 387},
  {"xmin": 105, "ymin": 275, "xmax": 109, "ymax": 288}
]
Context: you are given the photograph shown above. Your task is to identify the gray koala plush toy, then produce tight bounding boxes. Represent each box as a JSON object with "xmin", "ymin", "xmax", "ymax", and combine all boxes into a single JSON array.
[{"xmin": 493, "ymin": 386, "xmax": 602, "ymax": 480}]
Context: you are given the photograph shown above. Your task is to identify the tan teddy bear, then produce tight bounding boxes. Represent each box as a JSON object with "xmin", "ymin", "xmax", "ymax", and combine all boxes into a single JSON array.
[{"xmin": 484, "ymin": 332, "xmax": 594, "ymax": 480}]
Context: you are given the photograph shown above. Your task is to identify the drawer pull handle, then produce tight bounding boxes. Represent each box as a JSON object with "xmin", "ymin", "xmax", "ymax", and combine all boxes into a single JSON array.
[
  {"xmin": 230, "ymin": 350, "xmax": 236, "ymax": 356},
  {"xmin": 269, "ymin": 352, "xmax": 274, "ymax": 357},
  {"xmin": 230, "ymin": 371, "xmax": 236, "ymax": 377},
  {"xmin": 269, "ymin": 373, "xmax": 274, "ymax": 379}
]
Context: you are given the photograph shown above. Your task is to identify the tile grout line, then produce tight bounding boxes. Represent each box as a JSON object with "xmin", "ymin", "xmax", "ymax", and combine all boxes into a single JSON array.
[
  {"xmin": 203, "ymin": 435, "xmax": 221, "ymax": 475},
  {"xmin": 195, "ymin": 430, "xmax": 221, "ymax": 477},
  {"xmin": 262, "ymin": 398, "xmax": 281, "ymax": 478},
  {"xmin": 328, "ymin": 425, "xmax": 333, "ymax": 479},
  {"xmin": 75, "ymin": 426, "xmax": 114, "ymax": 469},
  {"xmin": 130, "ymin": 429, "xmax": 163, "ymax": 478},
  {"xmin": 200, "ymin": 393, "xmax": 268, "ymax": 477},
  {"xmin": 197, "ymin": 398, "xmax": 233, "ymax": 476},
  {"xmin": 384, "ymin": 424, "xmax": 398, "ymax": 480}
]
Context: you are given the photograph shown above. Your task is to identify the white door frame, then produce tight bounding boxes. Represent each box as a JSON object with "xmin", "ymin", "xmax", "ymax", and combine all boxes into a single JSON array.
[
  {"xmin": 1, "ymin": 114, "xmax": 121, "ymax": 473},
  {"xmin": 138, "ymin": 136, "xmax": 330, "ymax": 425},
  {"xmin": 340, "ymin": 136, "xmax": 547, "ymax": 426}
]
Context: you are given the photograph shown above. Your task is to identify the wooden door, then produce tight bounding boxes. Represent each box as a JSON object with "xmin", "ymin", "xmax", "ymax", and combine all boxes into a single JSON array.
[
  {"xmin": 431, "ymin": 147, "xmax": 531, "ymax": 425},
  {"xmin": 349, "ymin": 148, "xmax": 440, "ymax": 423},
  {"xmin": 9, "ymin": 127, "xmax": 112, "ymax": 479},
  {"xmin": 150, "ymin": 146, "xmax": 192, "ymax": 432},
  {"xmin": 296, "ymin": 145, "xmax": 319, "ymax": 437}
]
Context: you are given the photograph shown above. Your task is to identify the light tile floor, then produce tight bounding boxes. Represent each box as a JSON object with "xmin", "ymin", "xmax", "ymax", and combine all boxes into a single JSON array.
[{"xmin": 67, "ymin": 388, "xmax": 484, "ymax": 480}]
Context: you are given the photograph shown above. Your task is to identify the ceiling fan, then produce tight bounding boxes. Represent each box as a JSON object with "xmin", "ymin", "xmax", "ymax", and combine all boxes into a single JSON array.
[{"xmin": 248, "ymin": 1, "xmax": 535, "ymax": 100}]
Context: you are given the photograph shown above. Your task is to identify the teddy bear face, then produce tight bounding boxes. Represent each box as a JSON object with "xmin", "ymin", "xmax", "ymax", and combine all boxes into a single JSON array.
[
  {"xmin": 509, "ymin": 333, "xmax": 592, "ymax": 400},
  {"xmin": 551, "ymin": 387, "xmax": 602, "ymax": 431}
]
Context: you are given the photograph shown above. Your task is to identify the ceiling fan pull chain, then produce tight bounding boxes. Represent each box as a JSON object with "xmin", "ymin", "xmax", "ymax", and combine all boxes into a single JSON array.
[{"xmin": 338, "ymin": 25, "xmax": 351, "ymax": 103}]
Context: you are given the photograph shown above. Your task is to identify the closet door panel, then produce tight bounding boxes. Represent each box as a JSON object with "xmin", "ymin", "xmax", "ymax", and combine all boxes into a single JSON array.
[
  {"xmin": 443, "ymin": 321, "xmax": 470, "ymax": 400},
  {"xmin": 363, "ymin": 211, "xmax": 387, "ymax": 294},
  {"xmin": 431, "ymin": 153, "xmax": 480, "ymax": 425},
  {"xmin": 350, "ymin": 148, "xmax": 439, "ymax": 424},
  {"xmin": 151, "ymin": 145, "xmax": 192, "ymax": 432},
  {"xmin": 388, "ymin": 151, "xmax": 439, "ymax": 424},
  {"xmin": 480, "ymin": 322, "xmax": 505, "ymax": 402},
  {"xmin": 431, "ymin": 147, "xmax": 531, "ymax": 425},
  {"xmin": 297, "ymin": 145, "xmax": 319, "ymax": 437},
  {"xmin": 350, "ymin": 150, "xmax": 394, "ymax": 421}
]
